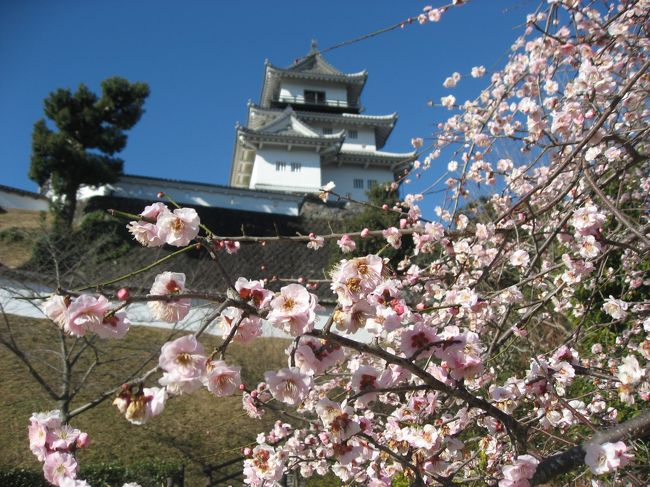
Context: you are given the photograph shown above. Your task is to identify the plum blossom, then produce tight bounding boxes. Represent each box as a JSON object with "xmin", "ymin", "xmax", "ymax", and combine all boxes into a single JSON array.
[
  {"xmin": 43, "ymin": 295, "xmax": 69, "ymax": 328},
  {"xmin": 441, "ymin": 94, "xmax": 456, "ymax": 109},
  {"xmin": 158, "ymin": 335, "xmax": 207, "ymax": 395},
  {"xmin": 602, "ymin": 296, "xmax": 628, "ymax": 320},
  {"xmin": 617, "ymin": 355, "xmax": 644, "ymax": 385},
  {"xmin": 156, "ymin": 207, "xmax": 200, "ymax": 246},
  {"xmin": 400, "ymin": 324, "xmax": 440, "ymax": 359},
  {"xmin": 204, "ymin": 360, "xmax": 241, "ymax": 396},
  {"xmin": 243, "ymin": 443, "xmax": 284, "ymax": 486},
  {"xmin": 307, "ymin": 233, "xmax": 325, "ymax": 250},
  {"xmin": 127, "ymin": 202, "xmax": 170, "ymax": 247},
  {"xmin": 148, "ymin": 272, "xmax": 192, "ymax": 323},
  {"xmin": 113, "ymin": 386, "xmax": 167, "ymax": 425},
  {"xmin": 217, "ymin": 306, "xmax": 262, "ymax": 344},
  {"xmin": 499, "ymin": 454, "xmax": 539, "ymax": 487},
  {"xmin": 235, "ymin": 277, "xmax": 274, "ymax": 309},
  {"xmin": 65, "ymin": 294, "xmax": 111, "ymax": 337},
  {"xmin": 337, "ymin": 234, "xmax": 356, "ymax": 253},
  {"xmin": 267, "ymin": 284, "xmax": 318, "ymax": 336},
  {"xmin": 471, "ymin": 65, "xmax": 486, "ymax": 78},
  {"xmin": 584, "ymin": 441, "xmax": 631, "ymax": 475},
  {"xmin": 294, "ymin": 337, "xmax": 344, "ymax": 375},
  {"xmin": 315, "ymin": 399, "xmax": 360, "ymax": 442},
  {"xmin": 382, "ymin": 227, "xmax": 401, "ymax": 249},
  {"xmin": 93, "ymin": 310, "xmax": 130, "ymax": 339},
  {"xmin": 318, "ymin": 181, "xmax": 336, "ymax": 202},
  {"xmin": 510, "ymin": 249, "xmax": 530, "ymax": 268},
  {"xmin": 264, "ymin": 367, "xmax": 312, "ymax": 406},
  {"xmin": 43, "ymin": 452, "xmax": 78, "ymax": 486}
]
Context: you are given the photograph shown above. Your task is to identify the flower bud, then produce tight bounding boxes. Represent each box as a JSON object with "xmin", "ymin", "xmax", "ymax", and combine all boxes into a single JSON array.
[{"xmin": 116, "ymin": 288, "xmax": 130, "ymax": 301}]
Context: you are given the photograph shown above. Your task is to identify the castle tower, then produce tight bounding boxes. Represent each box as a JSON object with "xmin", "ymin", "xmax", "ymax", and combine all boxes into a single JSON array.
[{"xmin": 229, "ymin": 44, "xmax": 414, "ymax": 201}]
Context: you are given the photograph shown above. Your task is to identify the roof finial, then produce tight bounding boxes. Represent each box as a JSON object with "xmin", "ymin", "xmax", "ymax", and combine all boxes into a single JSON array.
[{"xmin": 309, "ymin": 39, "xmax": 318, "ymax": 54}]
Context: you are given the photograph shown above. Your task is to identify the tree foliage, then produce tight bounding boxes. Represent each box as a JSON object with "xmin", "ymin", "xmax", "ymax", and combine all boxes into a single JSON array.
[{"xmin": 29, "ymin": 77, "xmax": 149, "ymax": 229}]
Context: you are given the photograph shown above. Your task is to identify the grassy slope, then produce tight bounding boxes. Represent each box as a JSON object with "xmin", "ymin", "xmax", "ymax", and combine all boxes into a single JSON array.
[
  {"xmin": 0, "ymin": 209, "xmax": 50, "ymax": 268},
  {"xmin": 0, "ymin": 314, "xmax": 289, "ymax": 484}
]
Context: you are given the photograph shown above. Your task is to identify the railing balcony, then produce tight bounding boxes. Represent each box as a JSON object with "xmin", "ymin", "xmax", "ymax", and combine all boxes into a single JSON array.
[{"xmin": 274, "ymin": 95, "xmax": 360, "ymax": 112}]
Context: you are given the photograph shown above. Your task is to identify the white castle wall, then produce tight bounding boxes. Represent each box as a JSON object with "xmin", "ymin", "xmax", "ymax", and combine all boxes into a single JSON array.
[{"xmin": 249, "ymin": 147, "xmax": 321, "ymax": 192}]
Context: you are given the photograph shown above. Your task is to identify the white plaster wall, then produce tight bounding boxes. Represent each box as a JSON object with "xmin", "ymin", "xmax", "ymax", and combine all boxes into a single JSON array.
[
  {"xmin": 0, "ymin": 189, "xmax": 49, "ymax": 211},
  {"xmin": 343, "ymin": 128, "xmax": 376, "ymax": 151},
  {"xmin": 321, "ymin": 166, "xmax": 393, "ymax": 201},
  {"xmin": 78, "ymin": 180, "xmax": 300, "ymax": 216},
  {"xmin": 250, "ymin": 147, "xmax": 321, "ymax": 192},
  {"xmin": 280, "ymin": 80, "xmax": 347, "ymax": 106}
]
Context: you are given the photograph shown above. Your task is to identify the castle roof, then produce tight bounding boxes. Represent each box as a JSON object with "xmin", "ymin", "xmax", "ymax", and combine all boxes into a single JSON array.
[
  {"xmin": 246, "ymin": 104, "xmax": 398, "ymax": 150},
  {"xmin": 260, "ymin": 51, "xmax": 368, "ymax": 111},
  {"xmin": 237, "ymin": 107, "xmax": 345, "ymax": 151}
]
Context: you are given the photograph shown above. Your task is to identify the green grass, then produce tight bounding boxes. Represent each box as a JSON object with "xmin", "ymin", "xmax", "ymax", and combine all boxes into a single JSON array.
[
  {"xmin": 0, "ymin": 209, "xmax": 50, "ymax": 268},
  {"xmin": 0, "ymin": 314, "xmax": 289, "ymax": 485}
]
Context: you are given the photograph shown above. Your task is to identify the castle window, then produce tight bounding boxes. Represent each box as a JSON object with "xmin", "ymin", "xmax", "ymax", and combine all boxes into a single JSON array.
[
  {"xmin": 275, "ymin": 161, "xmax": 287, "ymax": 171},
  {"xmin": 304, "ymin": 90, "xmax": 326, "ymax": 104},
  {"xmin": 353, "ymin": 178, "xmax": 364, "ymax": 189},
  {"xmin": 290, "ymin": 162, "xmax": 302, "ymax": 172},
  {"xmin": 348, "ymin": 129, "xmax": 358, "ymax": 139},
  {"xmin": 322, "ymin": 127, "xmax": 332, "ymax": 135},
  {"xmin": 367, "ymin": 179, "xmax": 378, "ymax": 189}
]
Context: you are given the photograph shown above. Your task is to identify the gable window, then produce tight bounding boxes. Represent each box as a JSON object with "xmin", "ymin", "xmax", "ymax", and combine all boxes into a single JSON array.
[
  {"xmin": 290, "ymin": 162, "xmax": 302, "ymax": 172},
  {"xmin": 348, "ymin": 129, "xmax": 358, "ymax": 139},
  {"xmin": 275, "ymin": 161, "xmax": 287, "ymax": 171},
  {"xmin": 322, "ymin": 127, "xmax": 332, "ymax": 135},
  {"xmin": 353, "ymin": 178, "xmax": 364, "ymax": 189},
  {"xmin": 304, "ymin": 90, "xmax": 326, "ymax": 104}
]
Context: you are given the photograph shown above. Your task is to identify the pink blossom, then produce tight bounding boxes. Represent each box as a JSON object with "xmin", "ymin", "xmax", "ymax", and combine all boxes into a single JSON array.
[
  {"xmin": 235, "ymin": 277, "xmax": 274, "ymax": 309},
  {"xmin": 148, "ymin": 272, "xmax": 192, "ymax": 323},
  {"xmin": 337, "ymin": 234, "xmax": 356, "ymax": 253},
  {"xmin": 217, "ymin": 306, "xmax": 262, "ymax": 344},
  {"xmin": 158, "ymin": 335, "xmax": 207, "ymax": 395},
  {"xmin": 617, "ymin": 355, "xmax": 644, "ymax": 385},
  {"xmin": 49, "ymin": 424, "xmax": 81, "ymax": 451},
  {"xmin": 307, "ymin": 233, "xmax": 325, "ymax": 250},
  {"xmin": 400, "ymin": 324, "xmax": 440, "ymax": 359},
  {"xmin": 28, "ymin": 421, "xmax": 49, "ymax": 461},
  {"xmin": 43, "ymin": 295, "xmax": 69, "ymax": 328},
  {"xmin": 360, "ymin": 228, "xmax": 370, "ymax": 238},
  {"xmin": 510, "ymin": 249, "xmax": 530, "ymax": 268},
  {"xmin": 382, "ymin": 227, "xmax": 402, "ymax": 249},
  {"xmin": 156, "ymin": 207, "xmax": 200, "ymax": 246},
  {"xmin": 242, "ymin": 392, "xmax": 264, "ymax": 419},
  {"xmin": 318, "ymin": 181, "xmax": 336, "ymax": 202},
  {"xmin": 127, "ymin": 220, "xmax": 164, "ymax": 247},
  {"xmin": 243, "ymin": 443, "xmax": 284, "ymax": 485},
  {"xmin": 223, "ymin": 240, "xmax": 240, "ymax": 254},
  {"xmin": 43, "ymin": 451, "xmax": 78, "ymax": 486},
  {"xmin": 602, "ymin": 296, "xmax": 628, "ymax": 320},
  {"xmin": 115, "ymin": 386, "xmax": 168, "ymax": 425},
  {"xmin": 294, "ymin": 337, "xmax": 345, "ymax": 375},
  {"xmin": 93, "ymin": 310, "xmax": 130, "ymax": 339},
  {"xmin": 264, "ymin": 367, "xmax": 312, "ymax": 406},
  {"xmin": 471, "ymin": 65, "xmax": 486, "ymax": 78},
  {"xmin": 584, "ymin": 441, "xmax": 631, "ymax": 475},
  {"xmin": 499, "ymin": 454, "xmax": 539, "ymax": 487},
  {"xmin": 441, "ymin": 94, "xmax": 456, "ymax": 109},
  {"xmin": 267, "ymin": 284, "xmax": 318, "ymax": 336},
  {"xmin": 66, "ymin": 294, "xmax": 110, "ymax": 337},
  {"xmin": 204, "ymin": 360, "xmax": 241, "ymax": 396},
  {"xmin": 315, "ymin": 399, "xmax": 360, "ymax": 442}
]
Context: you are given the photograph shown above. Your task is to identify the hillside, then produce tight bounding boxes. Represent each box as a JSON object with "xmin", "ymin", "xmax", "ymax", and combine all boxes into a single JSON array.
[{"xmin": 0, "ymin": 313, "xmax": 290, "ymax": 485}]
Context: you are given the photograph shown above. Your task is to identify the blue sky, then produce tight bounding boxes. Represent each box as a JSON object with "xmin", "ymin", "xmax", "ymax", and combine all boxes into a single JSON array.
[{"xmin": 1, "ymin": 1, "xmax": 527, "ymax": 208}]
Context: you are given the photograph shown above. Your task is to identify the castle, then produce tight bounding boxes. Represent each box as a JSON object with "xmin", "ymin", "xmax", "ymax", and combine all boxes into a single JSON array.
[{"xmin": 78, "ymin": 44, "xmax": 414, "ymax": 216}]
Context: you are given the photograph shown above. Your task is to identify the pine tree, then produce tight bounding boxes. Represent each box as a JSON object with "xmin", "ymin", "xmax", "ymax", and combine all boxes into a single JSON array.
[{"xmin": 29, "ymin": 77, "xmax": 150, "ymax": 229}]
